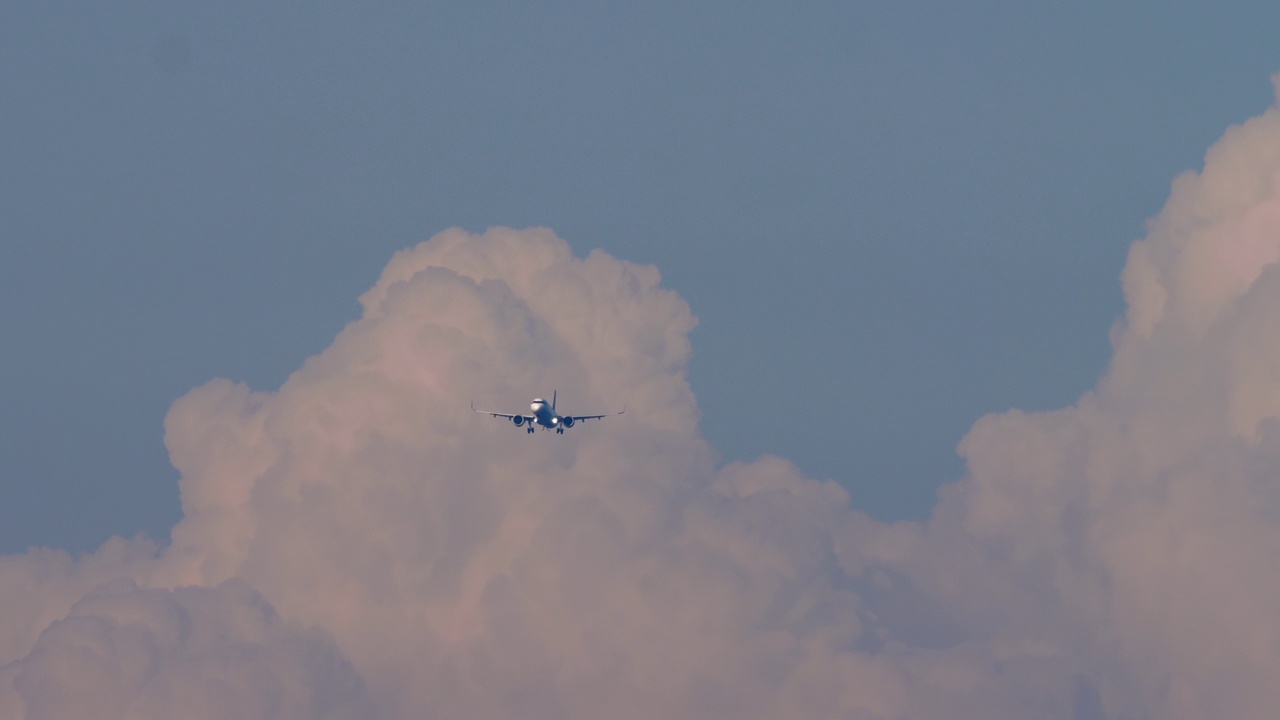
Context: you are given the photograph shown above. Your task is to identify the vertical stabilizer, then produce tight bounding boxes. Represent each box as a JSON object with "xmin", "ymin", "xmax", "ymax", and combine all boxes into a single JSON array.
[{"xmin": 552, "ymin": 390, "xmax": 557, "ymax": 411}]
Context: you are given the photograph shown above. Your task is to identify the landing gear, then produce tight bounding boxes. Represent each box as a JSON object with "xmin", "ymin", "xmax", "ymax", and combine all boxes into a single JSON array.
[
  {"xmin": 556, "ymin": 428, "xmax": 564, "ymax": 435},
  {"xmin": 526, "ymin": 427, "xmax": 535, "ymax": 434}
]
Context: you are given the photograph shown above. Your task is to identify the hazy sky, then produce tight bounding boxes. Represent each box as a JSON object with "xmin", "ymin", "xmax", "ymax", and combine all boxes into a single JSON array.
[{"xmin": 2, "ymin": 1, "xmax": 1279, "ymax": 557}]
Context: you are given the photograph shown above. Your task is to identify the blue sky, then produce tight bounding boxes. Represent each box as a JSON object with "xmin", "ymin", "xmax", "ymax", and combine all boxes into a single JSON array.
[{"xmin": 2, "ymin": 1, "xmax": 1279, "ymax": 554}]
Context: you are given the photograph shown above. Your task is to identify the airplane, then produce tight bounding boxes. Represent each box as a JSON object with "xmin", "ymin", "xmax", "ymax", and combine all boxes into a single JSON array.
[{"xmin": 471, "ymin": 391, "xmax": 624, "ymax": 434}]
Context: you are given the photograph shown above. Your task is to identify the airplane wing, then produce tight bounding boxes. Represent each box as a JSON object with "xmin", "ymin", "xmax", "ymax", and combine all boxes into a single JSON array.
[
  {"xmin": 470, "ymin": 402, "xmax": 533, "ymax": 423},
  {"xmin": 566, "ymin": 406, "xmax": 626, "ymax": 423}
]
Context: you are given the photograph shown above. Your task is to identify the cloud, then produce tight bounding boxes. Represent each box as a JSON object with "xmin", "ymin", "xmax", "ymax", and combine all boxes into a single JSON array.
[
  {"xmin": 0, "ymin": 578, "xmax": 371, "ymax": 720},
  {"xmin": 4, "ymin": 78, "xmax": 1280, "ymax": 718}
]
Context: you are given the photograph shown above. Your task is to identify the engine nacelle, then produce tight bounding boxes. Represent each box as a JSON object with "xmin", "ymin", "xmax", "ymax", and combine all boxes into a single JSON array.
[
  {"xmin": 561, "ymin": 416, "xmax": 575, "ymax": 429},
  {"xmin": 512, "ymin": 416, "xmax": 525, "ymax": 427}
]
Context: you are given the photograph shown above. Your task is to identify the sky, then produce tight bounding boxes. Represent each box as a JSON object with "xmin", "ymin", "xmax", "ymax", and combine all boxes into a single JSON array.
[
  {"xmin": 4, "ymin": 4, "xmax": 1280, "ymax": 717},
  {"xmin": 3, "ymin": 3, "xmax": 1280, "ymax": 552}
]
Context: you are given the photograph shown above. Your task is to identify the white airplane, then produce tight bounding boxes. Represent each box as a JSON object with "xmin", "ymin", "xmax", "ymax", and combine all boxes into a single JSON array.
[{"xmin": 471, "ymin": 391, "xmax": 624, "ymax": 434}]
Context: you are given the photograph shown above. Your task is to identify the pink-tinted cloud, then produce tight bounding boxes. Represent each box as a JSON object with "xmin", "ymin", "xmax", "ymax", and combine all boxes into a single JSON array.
[
  {"xmin": 0, "ymin": 578, "xmax": 371, "ymax": 719},
  {"xmin": 4, "ymin": 77, "xmax": 1280, "ymax": 719}
]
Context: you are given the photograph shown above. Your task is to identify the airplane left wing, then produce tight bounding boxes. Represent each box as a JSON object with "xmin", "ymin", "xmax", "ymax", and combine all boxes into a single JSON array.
[{"xmin": 566, "ymin": 406, "xmax": 626, "ymax": 423}]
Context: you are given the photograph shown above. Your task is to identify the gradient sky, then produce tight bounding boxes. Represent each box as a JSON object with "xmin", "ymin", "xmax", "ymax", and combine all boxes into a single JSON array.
[{"xmin": 3, "ymin": 1, "xmax": 1279, "ymax": 555}]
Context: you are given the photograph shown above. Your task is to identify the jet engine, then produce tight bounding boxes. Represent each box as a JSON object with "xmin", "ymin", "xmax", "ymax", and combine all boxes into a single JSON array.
[
  {"xmin": 561, "ymin": 416, "xmax": 575, "ymax": 429},
  {"xmin": 512, "ymin": 416, "xmax": 525, "ymax": 427}
]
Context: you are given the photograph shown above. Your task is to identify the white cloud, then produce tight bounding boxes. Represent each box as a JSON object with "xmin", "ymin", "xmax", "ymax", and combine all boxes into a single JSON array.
[
  {"xmin": 0, "ymin": 578, "xmax": 371, "ymax": 720},
  {"xmin": 4, "ymin": 76, "xmax": 1280, "ymax": 719}
]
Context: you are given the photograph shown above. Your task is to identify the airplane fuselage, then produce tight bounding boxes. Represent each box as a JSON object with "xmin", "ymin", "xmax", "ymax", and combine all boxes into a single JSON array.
[{"xmin": 530, "ymin": 398, "xmax": 559, "ymax": 428}]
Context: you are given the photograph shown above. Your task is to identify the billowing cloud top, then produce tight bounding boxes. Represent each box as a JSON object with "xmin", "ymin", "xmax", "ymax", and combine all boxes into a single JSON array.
[{"xmin": 4, "ymin": 80, "xmax": 1280, "ymax": 719}]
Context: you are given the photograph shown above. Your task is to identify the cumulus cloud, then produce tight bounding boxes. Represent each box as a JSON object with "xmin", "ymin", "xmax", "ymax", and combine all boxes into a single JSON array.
[
  {"xmin": 0, "ymin": 578, "xmax": 371, "ymax": 720},
  {"xmin": 4, "ymin": 79, "xmax": 1280, "ymax": 718}
]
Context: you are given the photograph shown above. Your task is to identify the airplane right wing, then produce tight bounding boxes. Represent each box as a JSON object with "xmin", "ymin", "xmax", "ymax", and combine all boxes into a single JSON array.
[{"xmin": 470, "ymin": 402, "xmax": 533, "ymax": 424}]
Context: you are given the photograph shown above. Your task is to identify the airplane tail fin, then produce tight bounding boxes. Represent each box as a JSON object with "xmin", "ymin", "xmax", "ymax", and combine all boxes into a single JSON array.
[{"xmin": 552, "ymin": 390, "xmax": 557, "ymax": 411}]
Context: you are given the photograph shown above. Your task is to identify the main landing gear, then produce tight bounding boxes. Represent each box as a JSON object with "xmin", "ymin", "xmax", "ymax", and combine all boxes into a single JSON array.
[{"xmin": 526, "ymin": 426, "xmax": 535, "ymax": 434}]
